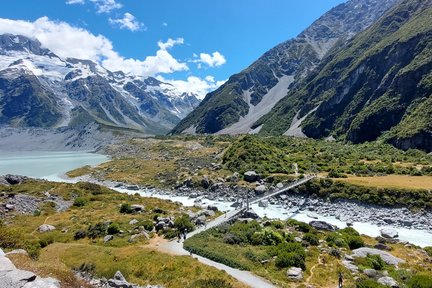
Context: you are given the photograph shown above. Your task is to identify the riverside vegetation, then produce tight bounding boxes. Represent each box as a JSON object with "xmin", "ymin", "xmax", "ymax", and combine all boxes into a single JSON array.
[
  {"xmin": 0, "ymin": 179, "xmax": 244, "ymax": 288},
  {"xmin": 4, "ymin": 134, "xmax": 432, "ymax": 287},
  {"xmin": 184, "ymin": 218, "xmax": 432, "ymax": 288}
]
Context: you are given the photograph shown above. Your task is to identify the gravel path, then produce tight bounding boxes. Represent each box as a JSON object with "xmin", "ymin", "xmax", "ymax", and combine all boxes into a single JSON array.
[{"xmin": 157, "ymin": 210, "xmax": 276, "ymax": 288}]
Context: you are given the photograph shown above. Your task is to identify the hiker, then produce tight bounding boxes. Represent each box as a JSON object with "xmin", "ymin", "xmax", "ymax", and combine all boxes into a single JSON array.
[
  {"xmin": 177, "ymin": 232, "xmax": 181, "ymax": 243},
  {"xmin": 338, "ymin": 272, "xmax": 343, "ymax": 288}
]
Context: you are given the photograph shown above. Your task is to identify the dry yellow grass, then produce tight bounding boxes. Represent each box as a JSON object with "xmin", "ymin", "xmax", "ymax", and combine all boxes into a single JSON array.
[{"xmin": 337, "ymin": 175, "xmax": 432, "ymax": 190}]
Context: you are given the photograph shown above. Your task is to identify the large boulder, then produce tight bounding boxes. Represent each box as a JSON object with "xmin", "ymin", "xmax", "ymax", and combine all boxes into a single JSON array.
[
  {"xmin": 380, "ymin": 228, "xmax": 398, "ymax": 239},
  {"xmin": 377, "ymin": 276, "xmax": 399, "ymax": 287},
  {"xmin": 242, "ymin": 210, "xmax": 260, "ymax": 219},
  {"xmin": 364, "ymin": 269, "xmax": 378, "ymax": 278},
  {"xmin": 37, "ymin": 224, "xmax": 56, "ymax": 233},
  {"xmin": 244, "ymin": 171, "xmax": 260, "ymax": 182},
  {"xmin": 254, "ymin": 185, "xmax": 267, "ymax": 195},
  {"xmin": 309, "ymin": 221, "xmax": 337, "ymax": 232},
  {"xmin": 286, "ymin": 267, "xmax": 303, "ymax": 280},
  {"xmin": 130, "ymin": 204, "xmax": 145, "ymax": 213},
  {"xmin": 195, "ymin": 216, "xmax": 207, "ymax": 226},
  {"xmin": 22, "ymin": 277, "xmax": 60, "ymax": 288},
  {"xmin": 351, "ymin": 248, "xmax": 405, "ymax": 266}
]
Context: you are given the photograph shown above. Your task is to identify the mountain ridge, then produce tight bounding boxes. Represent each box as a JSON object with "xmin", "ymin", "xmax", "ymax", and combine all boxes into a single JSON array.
[
  {"xmin": 0, "ymin": 34, "xmax": 200, "ymax": 134},
  {"xmin": 171, "ymin": 0, "xmax": 400, "ymax": 135}
]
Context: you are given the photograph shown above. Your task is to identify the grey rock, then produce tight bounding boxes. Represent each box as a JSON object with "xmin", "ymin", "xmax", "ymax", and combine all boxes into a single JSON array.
[
  {"xmin": 309, "ymin": 221, "xmax": 337, "ymax": 231},
  {"xmin": 377, "ymin": 276, "xmax": 399, "ymax": 287},
  {"xmin": 276, "ymin": 183, "xmax": 284, "ymax": 189},
  {"xmin": 201, "ymin": 210, "xmax": 215, "ymax": 217},
  {"xmin": 352, "ymin": 248, "xmax": 404, "ymax": 266},
  {"xmin": 342, "ymin": 260, "xmax": 359, "ymax": 273},
  {"xmin": 130, "ymin": 204, "xmax": 145, "ymax": 213},
  {"xmin": 22, "ymin": 277, "xmax": 60, "ymax": 288},
  {"xmin": 6, "ymin": 249, "xmax": 28, "ymax": 256},
  {"xmin": 286, "ymin": 267, "xmax": 303, "ymax": 280},
  {"xmin": 104, "ymin": 235, "xmax": 114, "ymax": 243},
  {"xmin": 37, "ymin": 224, "xmax": 56, "ymax": 233},
  {"xmin": 129, "ymin": 219, "xmax": 139, "ymax": 225},
  {"xmin": 374, "ymin": 243, "xmax": 391, "ymax": 251},
  {"xmin": 244, "ymin": 171, "xmax": 260, "ymax": 182},
  {"xmin": 195, "ymin": 216, "xmax": 207, "ymax": 226},
  {"xmin": 0, "ymin": 256, "xmax": 16, "ymax": 272},
  {"xmin": 207, "ymin": 205, "xmax": 218, "ymax": 212},
  {"xmin": 364, "ymin": 269, "xmax": 378, "ymax": 278},
  {"xmin": 254, "ymin": 185, "xmax": 267, "ymax": 195},
  {"xmin": 381, "ymin": 228, "xmax": 398, "ymax": 239}
]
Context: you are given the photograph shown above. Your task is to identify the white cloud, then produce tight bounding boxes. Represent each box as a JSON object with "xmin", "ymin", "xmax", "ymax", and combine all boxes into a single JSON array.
[
  {"xmin": 90, "ymin": 0, "xmax": 122, "ymax": 13},
  {"xmin": 109, "ymin": 13, "xmax": 145, "ymax": 32},
  {"xmin": 0, "ymin": 17, "xmax": 188, "ymax": 77},
  {"xmin": 194, "ymin": 51, "xmax": 226, "ymax": 68},
  {"xmin": 158, "ymin": 75, "xmax": 227, "ymax": 99},
  {"xmin": 66, "ymin": 0, "xmax": 85, "ymax": 4},
  {"xmin": 162, "ymin": 22, "xmax": 168, "ymax": 27},
  {"xmin": 158, "ymin": 38, "xmax": 184, "ymax": 50}
]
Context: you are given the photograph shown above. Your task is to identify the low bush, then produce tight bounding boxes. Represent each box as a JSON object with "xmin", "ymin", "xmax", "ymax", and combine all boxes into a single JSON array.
[
  {"xmin": 303, "ymin": 233, "xmax": 319, "ymax": 246},
  {"xmin": 73, "ymin": 197, "xmax": 87, "ymax": 207},
  {"xmin": 120, "ymin": 203, "xmax": 133, "ymax": 214},
  {"xmin": 107, "ymin": 223, "xmax": 120, "ymax": 235},
  {"xmin": 407, "ymin": 274, "xmax": 432, "ymax": 288},
  {"xmin": 174, "ymin": 214, "xmax": 194, "ymax": 233}
]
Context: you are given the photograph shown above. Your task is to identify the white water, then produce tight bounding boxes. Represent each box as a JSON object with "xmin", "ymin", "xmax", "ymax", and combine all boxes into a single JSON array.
[{"xmin": 1, "ymin": 151, "xmax": 431, "ymax": 247}]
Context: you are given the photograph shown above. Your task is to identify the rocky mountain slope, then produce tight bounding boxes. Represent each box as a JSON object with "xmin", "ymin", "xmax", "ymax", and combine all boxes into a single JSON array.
[
  {"xmin": 171, "ymin": 0, "xmax": 400, "ymax": 135},
  {"xmin": 256, "ymin": 0, "xmax": 432, "ymax": 151},
  {"xmin": 0, "ymin": 34, "xmax": 199, "ymax": 134}
]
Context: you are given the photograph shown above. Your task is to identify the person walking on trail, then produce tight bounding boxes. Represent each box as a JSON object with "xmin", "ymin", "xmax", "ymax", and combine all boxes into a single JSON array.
[{"xmin": 338, "ymin": 272, "xmax": 343, "ymax": 288}]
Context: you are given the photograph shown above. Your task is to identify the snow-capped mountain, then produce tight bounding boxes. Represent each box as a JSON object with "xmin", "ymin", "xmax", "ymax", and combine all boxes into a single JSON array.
[{"xmin": 0, "ymin": 34, "xmax": 200, "ymax": 134}]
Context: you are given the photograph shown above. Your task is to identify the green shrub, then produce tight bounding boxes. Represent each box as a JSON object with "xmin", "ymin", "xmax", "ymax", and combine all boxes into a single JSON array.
[
  {"xmin": 424, "ymin": 247, "xmax": 432, "ymax": 257},
  {"xmin": 303, "ymin": 233, "xmax": 319, "ymax": 246},
  {"xmin": 273, "ymin": 242, "xmax": 306, "ymax": 269},
  {"xmin": 77, "ymin": 182, "xmax": 102, "ymax": 195},
  {"xmin": 87, "ymin": 222, "xmax": 108, "ymax": 239},
  {"xmin": 191, "ymin": 278, "xmax": 233, "ymax": 288},
  {"xmin": 74, "ymin": 230, "xmax": 86, "ymax": 240},
  {"xmin": 107, "ymin": 223, "xmax": 120, "ymax": 235},
  {"xmin": 162, "ymin": 228, "xmax": 179, "ymax": 240},
  {"xmin": 174, "ymin": 214, "xmax": 194, "ymax": 233},
  {"xmin": 250, "ymin": 228, "xmax": 283, "ymax": 246},
  {"xmin": 142, "ymin": 220, "xmax": 154, "ymax": 231},
  {"xmin": 73, "ymin": 197, "xmax": 87, "ymax": 207},
  {"xmin": 120, "ymin": 203, "xmax": 133, "ymax": 214},
  {"xmin": 408, "ymin": 274, "xmax": 432, "ymax": 288}
]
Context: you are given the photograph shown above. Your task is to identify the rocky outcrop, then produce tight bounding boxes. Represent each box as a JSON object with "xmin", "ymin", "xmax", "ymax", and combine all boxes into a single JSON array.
[
  {"xmin": 377, "ymin": 276, "xmax": 399, "ymax": 287},
  {"xmin": 0, "ymin": 175, "xmax": 30, "ymax": 186},
  {"xmin": 0, "ymin": 248, "xmax": 60, "ymax": 288},
  {"xmin": 309, "ymin": 221, "xmax": 337, "ymax": 232},
  {"xmin": 351, "ymin": 248, "xmax": 405, "ymax": 266}
]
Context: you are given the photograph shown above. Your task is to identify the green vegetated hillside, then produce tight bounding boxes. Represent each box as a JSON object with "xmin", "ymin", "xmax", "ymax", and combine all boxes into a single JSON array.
[
  {"xmin": 257, "ymin": 0, "xmax": 432, "ymax": 151},
  {"xmin": 171, "ymin": 0, "xmax": 399, "ymax": 135}
]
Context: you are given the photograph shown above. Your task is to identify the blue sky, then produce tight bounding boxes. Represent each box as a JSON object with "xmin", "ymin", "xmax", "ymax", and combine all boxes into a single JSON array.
[{"xmin": 0, "ymin": 0, "xmax": 345, "ymax": 97}]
